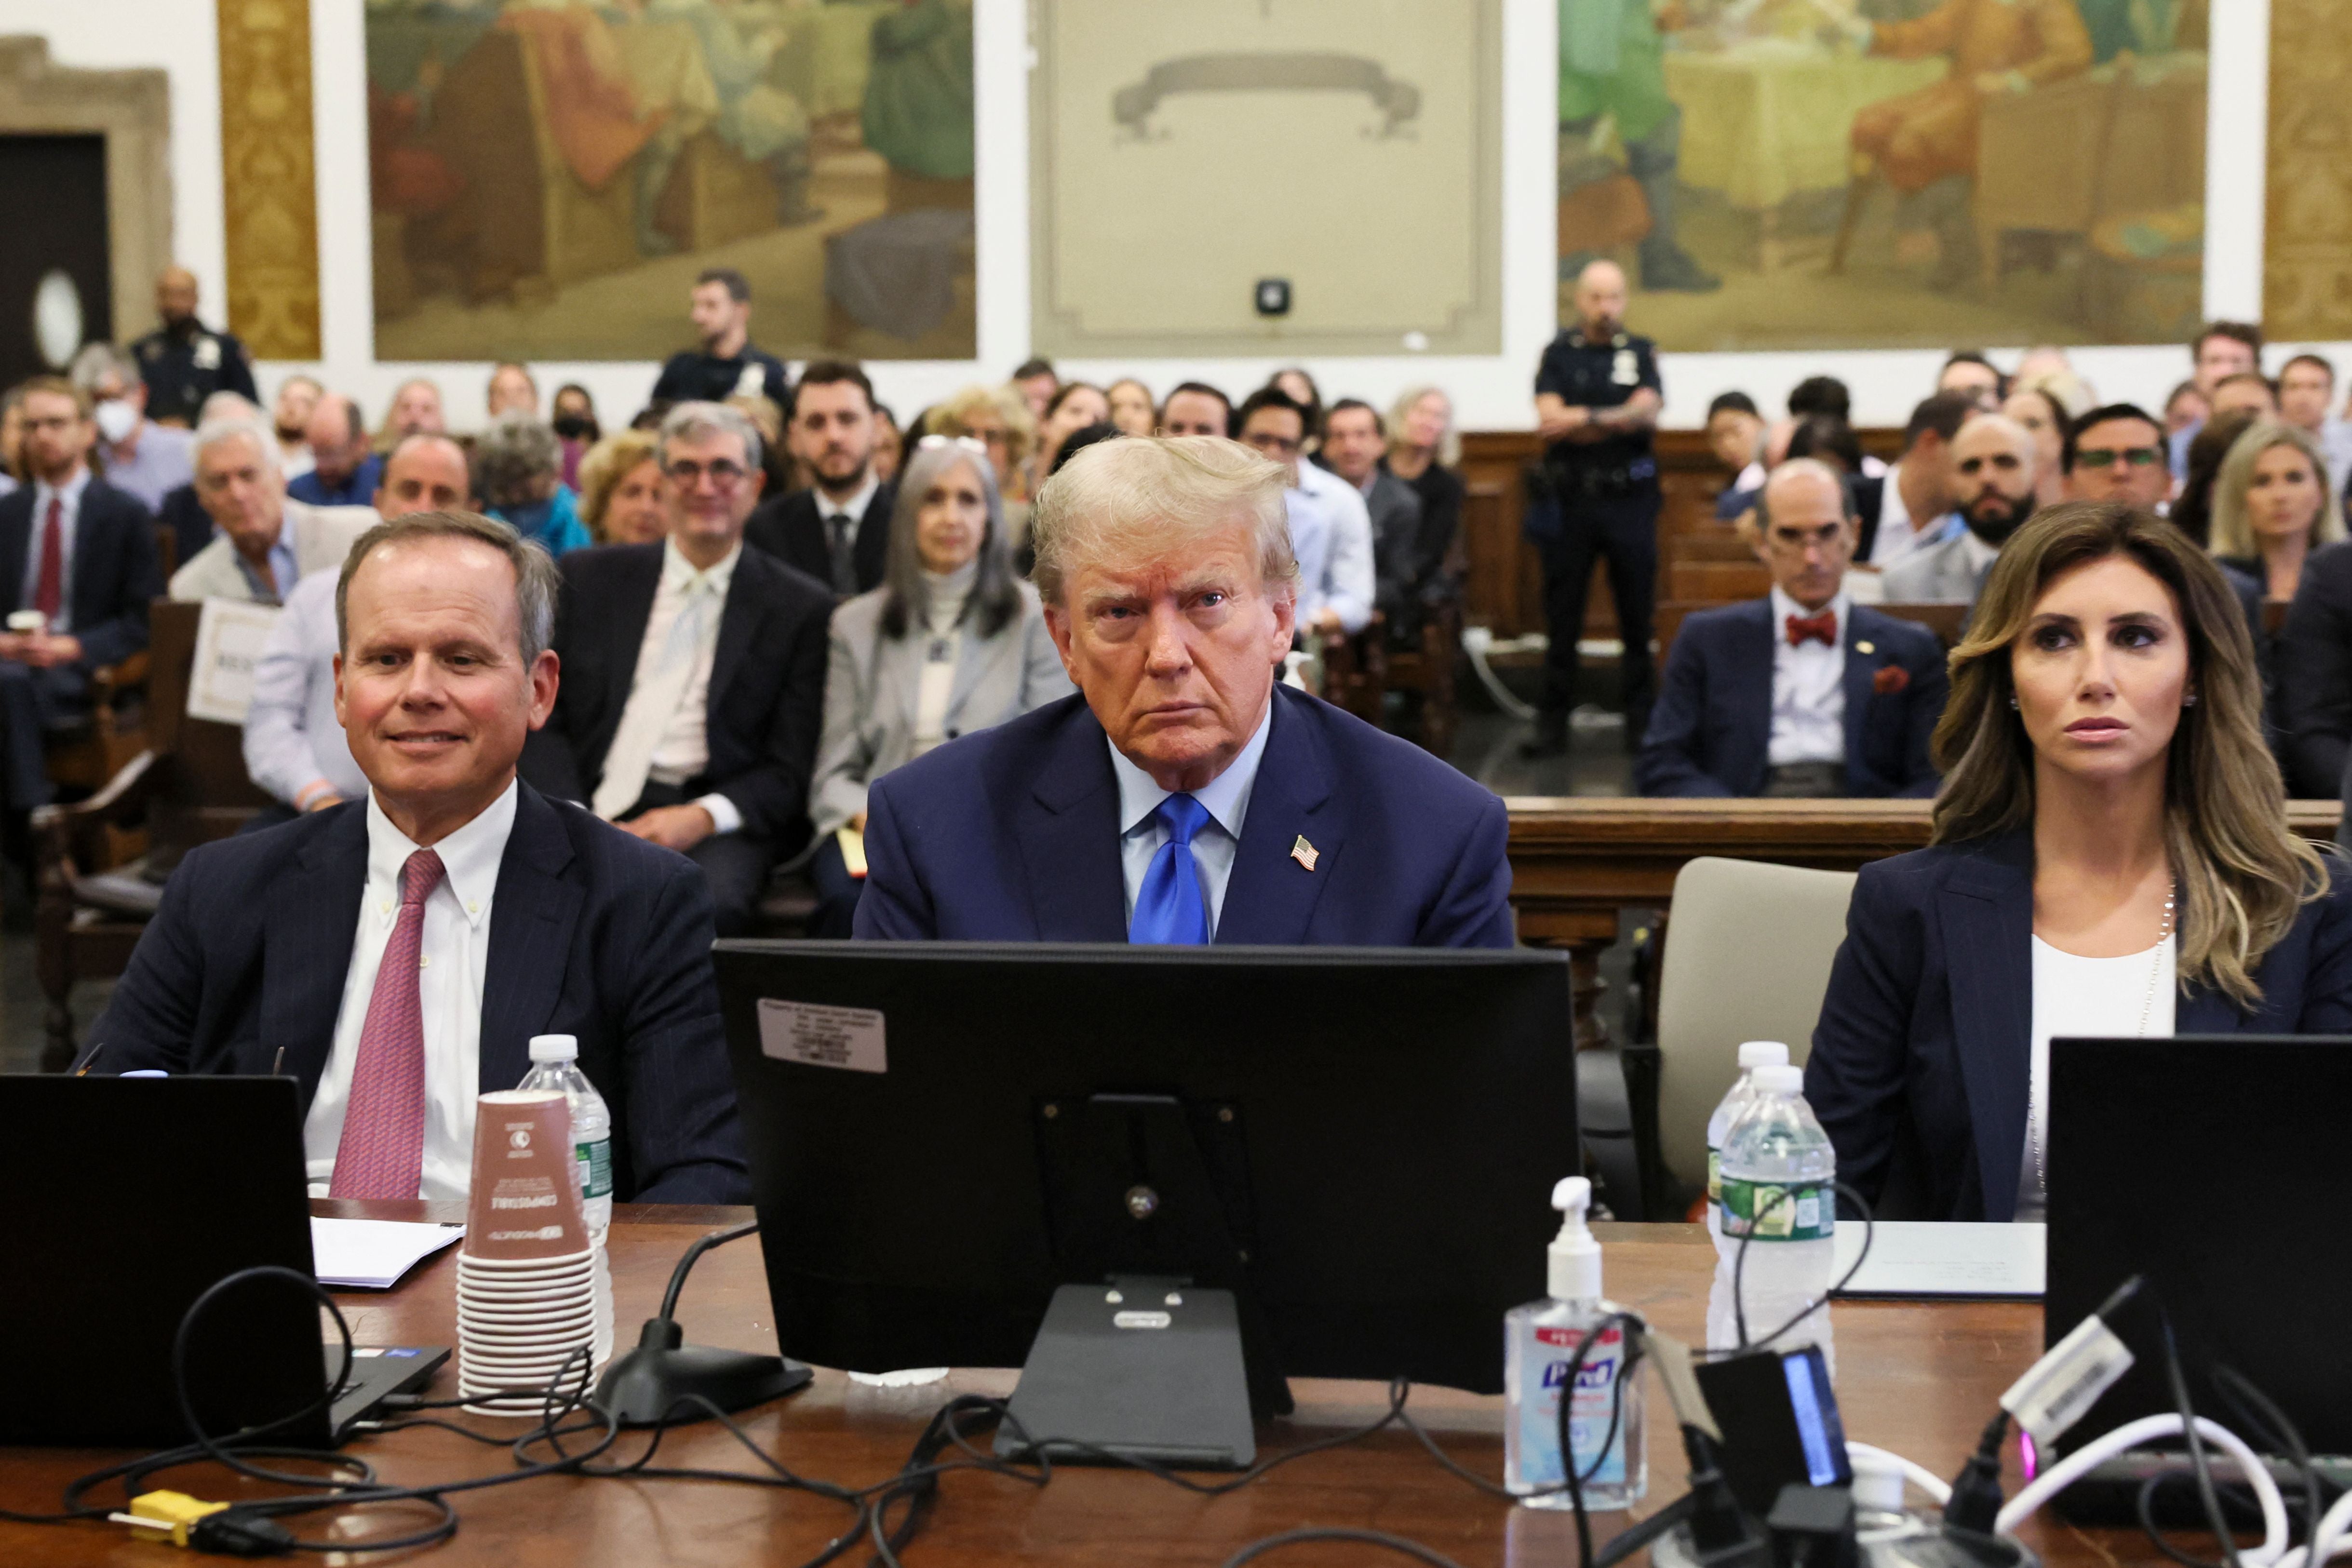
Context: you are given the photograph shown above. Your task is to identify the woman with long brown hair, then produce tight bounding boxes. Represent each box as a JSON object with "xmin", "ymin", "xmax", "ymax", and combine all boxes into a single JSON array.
[{"xmin": 1804, "ymin": 502, "xmax": 2352, "ymax": 1222}]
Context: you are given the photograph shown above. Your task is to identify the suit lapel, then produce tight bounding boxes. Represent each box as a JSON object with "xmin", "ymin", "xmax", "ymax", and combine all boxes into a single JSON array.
[
  {"xmin": 1725, "ymin": 601, "xmax": 1775, "ymax": 792},
  {"xmin": 1838, "ymin": 612, "xmax": 1878, "ymax": 789},
  {"xmin": 261, "ymin": 807, "xmax": 370, "ymax": 1104},
  {"xmin": 1216, "ymin": 691, "xmax": 1342, "ymax": 944},
  {"xmin": 1016, "ymin": 704, "xmax": 1128, "ymax": 940},
  {"xmin": 707, "ymin": 552, "xmax": 762, "ymax": 714},
  {"xmin": 2176, "ymin": 988, "xmax": 2240, "ymax": 1034},
  {"xmin": 477, "ymin": 788, "xmax": 586, "ymax": 1092},
  {"xmin": 1937, "ymin": 834, "xmax": 2035, "ymax": 1221},
  {"xmin": 0, "ymin": 492, "xmax": 29, "ymax": 612}
]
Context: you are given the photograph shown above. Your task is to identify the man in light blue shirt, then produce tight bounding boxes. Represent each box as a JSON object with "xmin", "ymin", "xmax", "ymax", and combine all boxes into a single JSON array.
[{"xmin": 167, "ymin": 419, "xmax": 376, "ymax": 604}]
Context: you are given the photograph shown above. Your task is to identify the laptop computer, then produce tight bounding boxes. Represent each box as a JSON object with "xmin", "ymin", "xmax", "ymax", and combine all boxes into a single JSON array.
[
  {"xmin": 0, "ymin": 1073, "xmax": 447, "ymax": 1448},
  {"xmin": 2044, "ymin": 1036, "xmax": 2352, "ymax": 1513}
]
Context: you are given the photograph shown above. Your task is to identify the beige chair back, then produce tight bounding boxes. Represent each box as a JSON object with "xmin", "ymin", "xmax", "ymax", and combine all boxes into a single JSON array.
[{"xmin": 1655, "ymin": 857, "xmax": 1858, "ymax": 1190}]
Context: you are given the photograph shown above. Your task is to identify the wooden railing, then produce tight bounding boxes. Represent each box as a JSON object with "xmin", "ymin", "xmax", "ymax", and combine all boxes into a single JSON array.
[{"xmin": 1504, "ymin": 796, "xmax": 2347, "ymax": 1048}]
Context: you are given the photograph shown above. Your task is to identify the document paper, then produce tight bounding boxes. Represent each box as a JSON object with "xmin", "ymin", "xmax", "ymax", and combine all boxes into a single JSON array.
[
  {"xmin": 1828, "ymin": 1220, "xmax": 2044, "ymax": 1298},
  {"xmin": 311, "ymin": 1217, "xmax": 465, "ymax": 1289}
]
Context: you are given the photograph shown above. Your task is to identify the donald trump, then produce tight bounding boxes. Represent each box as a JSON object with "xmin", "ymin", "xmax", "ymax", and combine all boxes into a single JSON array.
[{"xmin": 854, "ymin": 436, "xmax": 1513, "ymax": 947}]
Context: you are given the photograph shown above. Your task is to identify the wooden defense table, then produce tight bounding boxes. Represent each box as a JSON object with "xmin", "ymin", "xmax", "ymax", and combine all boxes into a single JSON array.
[
  {"xmin": 1506, "ymin": 797, "xmax": 2348, "ymax": 1051},
  {"xmin": 1, "ymin": 1203, "xmax": 2139, "ymax": 1568}
]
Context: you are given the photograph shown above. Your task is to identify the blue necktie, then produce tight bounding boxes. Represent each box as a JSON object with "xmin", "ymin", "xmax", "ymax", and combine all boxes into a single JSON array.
[{"xmin": 1130, "ymin": 793, "xmax": 1212, "ymax": 944}]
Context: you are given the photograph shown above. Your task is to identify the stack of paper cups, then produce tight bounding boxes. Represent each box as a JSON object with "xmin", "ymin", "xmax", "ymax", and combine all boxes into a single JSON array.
[{"xmin": 457, "ymin": 1090, "xmax": 605, "ymax": 1416}]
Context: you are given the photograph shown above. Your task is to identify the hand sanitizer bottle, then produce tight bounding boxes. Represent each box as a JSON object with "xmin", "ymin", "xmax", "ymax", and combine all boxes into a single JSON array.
[{"xmin": 1505, "ymin": 1177, "xmax": 1647, "ymax": 1509}]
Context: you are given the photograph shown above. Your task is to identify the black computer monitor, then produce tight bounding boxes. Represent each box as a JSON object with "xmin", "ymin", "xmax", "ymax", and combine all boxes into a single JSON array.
[
  {"xmin": 2046, "ymin": 1036, "xmax": 2352, "ymax": 1457},
  {"xmin": 714, "ymin": 942, "xmax": 1578, "ymax": 1413}
]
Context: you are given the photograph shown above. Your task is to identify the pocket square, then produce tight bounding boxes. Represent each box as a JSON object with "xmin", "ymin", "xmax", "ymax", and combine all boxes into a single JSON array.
[{"xmin": 1872, "ymin": 664, "xmax": 1910, "ymax": 696}]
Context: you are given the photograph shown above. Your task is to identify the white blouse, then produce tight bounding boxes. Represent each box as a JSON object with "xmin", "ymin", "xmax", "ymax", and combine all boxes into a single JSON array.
[{"xmin": 2014, "ymin": 934, "xmax": 2177, "ymax": 1222}]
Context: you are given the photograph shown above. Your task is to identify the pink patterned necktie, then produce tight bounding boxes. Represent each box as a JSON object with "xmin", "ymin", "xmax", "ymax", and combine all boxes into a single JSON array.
[{"xmin": 328, "ymin": 848, "xmax": 447, "ymax": 1199}]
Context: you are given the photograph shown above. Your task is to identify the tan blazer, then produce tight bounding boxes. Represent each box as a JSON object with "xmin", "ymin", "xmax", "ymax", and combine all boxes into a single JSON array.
[
  {"xmin": 811, "ymin": 580, "xmax": 1072, "ymax": 837},
  {"xmin": 167, "ymin": 497, "xmax": 378, "ymax": 603}
]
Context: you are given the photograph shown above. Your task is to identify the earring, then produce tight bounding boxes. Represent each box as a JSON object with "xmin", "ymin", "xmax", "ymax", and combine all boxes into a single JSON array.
[
  {"xmin": 2184, "ymin": 693, "xmax": 2199, "ymax": 708},
  {"xmin": 2008, "ymin": 695, "xmax": 2019, "ymax": 710}
]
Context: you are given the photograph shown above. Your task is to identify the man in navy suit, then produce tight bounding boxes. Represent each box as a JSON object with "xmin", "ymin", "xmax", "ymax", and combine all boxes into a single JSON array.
[
  {"xmin": 0, "ymin": 376, "xmax": 161, "ymax": 820},
  {"xmin": 94, "ymin": 511, "xmax": 746, "ymax": 1203},
  {"xmin": 1637, "ymin": 459, "xmax": 1948, "ymax": 798},
  {"xmin": 854, "ymin": 435, "xmax": 1513, "ymax": 947}
]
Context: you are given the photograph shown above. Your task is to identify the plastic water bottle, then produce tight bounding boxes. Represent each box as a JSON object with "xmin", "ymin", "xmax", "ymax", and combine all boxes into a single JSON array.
[
  {"xmin": 1705, "ymin": 1042, "xmax": 1790, "ymax": 1257},
  {"xmin": 1712, "ymin": 1064, "xmax": 1835, "ymax": 1370},
  {"xmin": 517, "ymin": 1034, "xmax": 613, "ymax": 1363}
]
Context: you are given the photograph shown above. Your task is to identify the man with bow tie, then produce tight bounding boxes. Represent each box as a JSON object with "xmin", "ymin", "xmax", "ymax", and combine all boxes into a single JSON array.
[{"xmin": 1637, "ymin": 460, "xmax": 1948, "ymax": 798}]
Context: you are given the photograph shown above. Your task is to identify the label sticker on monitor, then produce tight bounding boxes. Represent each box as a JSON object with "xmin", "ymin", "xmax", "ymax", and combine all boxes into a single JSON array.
[{"xmin": 758, "ymin": 999, "xmax": 888, "ymax": 1073}]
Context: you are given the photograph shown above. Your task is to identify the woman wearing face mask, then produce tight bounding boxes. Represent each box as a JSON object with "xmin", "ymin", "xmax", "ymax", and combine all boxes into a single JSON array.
[
  {"xmin": 805, "ymin": 437, "xmax": 1071, "ymax": 937},
  {"xmin": 1805, "ymin": 502, "xmax": 2352, "ymax": 1222},
  {"xmin": 551, "ymin": 382, "xmax": 600, "ymax": 490}
]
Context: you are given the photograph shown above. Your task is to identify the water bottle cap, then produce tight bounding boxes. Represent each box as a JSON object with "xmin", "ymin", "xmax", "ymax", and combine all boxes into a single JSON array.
[
  {"xmin": 1753, "ymin": 1063, "xmax": 1804, "ymax": 1095},
  {"xmin": 528, "ymin": 1034, "xmax": 579, "ymax": 1062},
  {"xmin": 1737, "ymin": 1041, "xmax": 1790, "ymax": 1069}
]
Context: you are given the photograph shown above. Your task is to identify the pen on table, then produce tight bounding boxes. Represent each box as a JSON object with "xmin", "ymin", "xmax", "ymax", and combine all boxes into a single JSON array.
[
  {"xmin": 272, "ymin": 1046, "xmax": 286, "ymax": 1076},
  {"xmin": 69, "ymin": 1037, "xmax": 105, "ymax": 1076}
]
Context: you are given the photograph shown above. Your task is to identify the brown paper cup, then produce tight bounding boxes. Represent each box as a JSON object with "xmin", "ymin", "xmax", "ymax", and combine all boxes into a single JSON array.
[{"xmin": 464, "ymin": 1090, "xmax": 588, "ymax": 1260}]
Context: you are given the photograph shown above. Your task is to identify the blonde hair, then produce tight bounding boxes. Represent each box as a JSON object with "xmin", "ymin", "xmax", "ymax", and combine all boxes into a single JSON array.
[
  {"xmin": 1386, "ymin": 384, "xmax": 1461, "ymax": 467},
  {"xmin": 2207, "ymin": 419, "xmax": 2345, "ymax": 561},
  {"xmin": 576, "ymin": 429, "xmax": 660, "ymax": 540},
  {"xmin": 1933, "ymin": 501, "xmax": 2327, "ymax": 1006},
  {"xmin": 2020, "ymin": 369, "xmax": 2096, "ymax": 420},
  {"xmin": 1029, "ymin": 436, "xmax": 1297, "ymax": 609},
  {"xmin": 927, "ymin": 384, "xmax": 1037, "ymax": 468}
]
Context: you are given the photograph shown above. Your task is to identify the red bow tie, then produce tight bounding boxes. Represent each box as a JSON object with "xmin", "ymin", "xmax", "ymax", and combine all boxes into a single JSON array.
[{"xmin": 1785, "ymin": 610, "xmax": 1837, "ymax": 648}]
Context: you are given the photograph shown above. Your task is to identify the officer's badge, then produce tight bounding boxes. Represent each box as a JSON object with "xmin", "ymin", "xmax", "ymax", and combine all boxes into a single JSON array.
[
  {"xmin": 1612, "ymin": 349, "xmax": 1638, "ymax": 386},
  {"xmin": 192, "ymin": 336, "xmax": 221, "ymax": 370}
]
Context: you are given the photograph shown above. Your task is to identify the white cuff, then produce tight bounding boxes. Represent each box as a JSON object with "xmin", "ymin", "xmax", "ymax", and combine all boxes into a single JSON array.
[{"xmin": 694, "ymin": 792, "xmax": 743, "ymax": 837}]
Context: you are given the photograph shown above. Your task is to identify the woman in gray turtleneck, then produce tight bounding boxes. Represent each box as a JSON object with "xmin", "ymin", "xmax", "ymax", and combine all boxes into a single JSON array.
[{"xmin": 808, "ymin": 435, "xmax": 1072, "ymax": 935}]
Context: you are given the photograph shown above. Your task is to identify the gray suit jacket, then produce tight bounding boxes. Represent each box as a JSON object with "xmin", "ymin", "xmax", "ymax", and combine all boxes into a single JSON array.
[
  {"xmin": 1880, "ymin": 528, "xmax": 1994, "ymax": 606},
  {"xmin": 811, "ymin": 580, "xmax": 1073, "ymax": 837},
  {"xmin": 167, "ymin": 497, "xmax": 377, "ymax": 603}
]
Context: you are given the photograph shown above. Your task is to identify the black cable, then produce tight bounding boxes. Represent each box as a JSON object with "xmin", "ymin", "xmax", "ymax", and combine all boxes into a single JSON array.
[
  {"xmin": 1219, "ymin": 1528, "xmax": 1471, "ymax": 1568},
  {"xmin": 1726, "ymin": 1180, "xmax": 1873, "ymax": 1354},
  {"xmin": 657, "ymin": 1220, "xmax": 761, "ymax": 1321},
  {"xmin": 2159, "ymin": 1310, "xmax": 2243, "ymax": 1568},
  {"xmin": 2211, "ymin": 1364, "xmax": 2325, "ymax": 1556}
]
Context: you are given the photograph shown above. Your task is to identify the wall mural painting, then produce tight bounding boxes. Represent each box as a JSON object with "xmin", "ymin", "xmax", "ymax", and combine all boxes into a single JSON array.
[
  {"xmin": 365, "ymin": 0, "xmax": 974, "ymax": 362},
  {"xmin": 1558, "ymin": 0, "xmax": 2210, "ymax": 350}
]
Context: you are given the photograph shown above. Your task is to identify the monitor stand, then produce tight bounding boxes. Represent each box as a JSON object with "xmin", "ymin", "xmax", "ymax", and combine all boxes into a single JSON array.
[
  {"xmin": 995, "ymin": 1274, "xmax": 1256, "ymax": 1468},
  {"xmin": 996, "ymin": 1092, "xmax": 1291, "ymax": 1469}
]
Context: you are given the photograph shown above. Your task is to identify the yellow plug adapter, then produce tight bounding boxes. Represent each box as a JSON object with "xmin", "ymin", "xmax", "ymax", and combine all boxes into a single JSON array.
[{"xmin": 113, "ymin": 1489, "xmax": 229, "ymax": 1547}]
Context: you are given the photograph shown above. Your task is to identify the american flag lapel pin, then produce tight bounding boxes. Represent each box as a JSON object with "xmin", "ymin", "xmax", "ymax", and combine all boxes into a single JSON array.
[{"xmin": 1291, "ymin": 835, "xmax": 1318, "ymax": 871}]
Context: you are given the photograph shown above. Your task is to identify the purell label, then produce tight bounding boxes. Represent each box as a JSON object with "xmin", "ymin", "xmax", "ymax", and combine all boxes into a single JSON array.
[{"xmin": 1514, "ymin": 1322, "xmax": 1627, "ymax": 1488}]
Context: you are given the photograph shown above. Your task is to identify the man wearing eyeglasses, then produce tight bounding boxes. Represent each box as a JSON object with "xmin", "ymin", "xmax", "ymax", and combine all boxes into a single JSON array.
[
  {"xmin": 523, "ymin": 402, "xmax": 834, "ymax": 935},
  {"xmin": 2062, "ymin": 404, "xmax": 2174, "ymax": 513}
]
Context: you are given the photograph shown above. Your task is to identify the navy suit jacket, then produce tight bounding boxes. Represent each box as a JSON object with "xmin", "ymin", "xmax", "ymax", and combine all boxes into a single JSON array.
[
  {"xmin": 0, "ymin": 476, "xmax": 161, "ymax": 670},
  {"xmin": 1804, "ymin": 832, "xmax": 2352, "ymax": 1221},
  {"xmin": 854, "ymin": 685, "xmax": 1516, "ymax": 947},
  {"xmin": 90, "ymin": 783, "xmax": 749, "ymax": 1203},
  {"xmin": 1636, "ymin": 600, "xmax": 1948, "ymax": 797},
  {"xmin": 524, "ymin": 541, "xmax": 834, "ymax": 845}
]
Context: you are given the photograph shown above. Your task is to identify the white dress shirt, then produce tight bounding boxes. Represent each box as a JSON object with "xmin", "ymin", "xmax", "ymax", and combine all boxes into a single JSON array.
[
  {"xmin": 1291, "ymin": 463, "xmax": 1376, "ymax": 633},
  {"xmin": 23, "ymin": 467, "xmax": 90, "ymax": 632},
  {"xmin": 1109, "ymin": 701, "xmax": 1274, "ymax": 940},
  {"xmin": 628, "ymin": 537, "xmax": 743, "ymax": 835},
  {"xmin": 303, "ymin": 780, "xmax": 520, "ymax": 1200},
  {"xmin": 243, "ymin": 568, "xmax": 366, "ymax": 807},
  {"xmin": 1957, "ymin": 526, "xmax": 2001, "ymax": 587},
  {"xmin": 1767, "ymin": 587, "xmax": 1847, "ymax": 767},
  {"xmin": 2014, "ymin": 935, "xmax": 2176, "ymax": 1222}
]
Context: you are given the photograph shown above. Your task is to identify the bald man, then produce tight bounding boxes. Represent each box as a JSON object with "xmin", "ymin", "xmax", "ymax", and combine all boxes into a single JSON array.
[
  {"xmin": 130, "ymin": 265, "xmax": 258, "ymax": 428},
  {"xmin": 1525, "ymin": 260, "xmax": 1665, "ymax": 758},
  {"xmin": 1881, "ymin": 414, "xmax": 2041, "ymax": 605},
  {"xmin": 1637, "ymin": 460, "xmax": 1948, "ymax": 798}
]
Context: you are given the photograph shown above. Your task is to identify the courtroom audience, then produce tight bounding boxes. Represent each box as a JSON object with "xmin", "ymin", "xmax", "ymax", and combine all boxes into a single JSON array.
[
  {"xmin": 1882, "ymin": 414, "xmax": 2042, "ymax": 605},
  {"xmin": 1235, "ymin": 386, "xmax": 1373, "ymax": 638},
  {"xmin": 243, "ymin": 433, "xmax": 476, "ymax": 827},
  {"xmin": 1638, "ymin": 459, "xmax": 1945, "ymax": 799},
  {"xmin": 1272, "ymin": 368, "xmax": 1326, "ymax": 451},
  {"xmin": 271, "ymin": 373, "xmax": 321, "ymax": 478},
  {"xmin": 169, "ymin": 416, "xmax": 374, "ymax": 603},
  {"xmin": 2063, "ymin": 403, "xmax": 2173, "ymax": 510},
  {"xmin": 2169, "ymin": 408, "xmax": 2261, "ymax": 549},
  {"xmin": 1159, "ymin": 382, "xmax": 1232, "ymax": 438},
  {"xmin": 524, "ymin": 402, "xmax": 833, "ymax": 938},
  {"xmin": 577, "ymin": 429, "xmax": 667, "ymax": 545},
  {"xmin": 854, "ymin": 434, "xmax": 1515, "ymax": 947},
  {"xmin": 2001, "ymin": 384, "xmax": 2071, "ymax": 510},
  {"xmin": 927, "ymin": 383, "xmax": 1035, "ymax": 506},
  {"xmin": 291, "ymin": 392, "xmax": 382, "ymax": 508},
  {"xmin": 1383, "ymin": 385, "xmax": 1467, "ymax": 613},
  {"xmin": 475, "ymin": 412, "xmax": 591, "ymax": 556},
  {"xmin": 872, "ymin": 404, "xmax": 904, "ymax": 484},
  {"xmin": 2276, "ymin": 353, "xmax": 2352, "ymax": 490},
  {"xmin": 0, "ymin": 377, "xmax": 161, "ymax": 824},
  {"xmin": 2279, "ymin": 525, "xmax": 2352, "ymax": 797},
  {"xmin": 1008, "ymin": 357, "xmax": 1059, "ymax": 422},
  {"xmin": 2174, "ymin": 321, "xmax": 2264, "ymax": 475},
  {"xmin": 103, "ymin": 509, "xmax": 751, "ymax": 1202},
  {"xmin": 1938, "ymin": 351, "xmax": 2005, "ymax": 409},
  {"xmin": 807, "ymin": 438, "xmax": 1071, "ymax": 937},
  {"xmin": 1864, "ymin": 392, "xmax": 1972, "ymax": 564},
  {"xmin": 2165, "ymin": 381, "xmax": 2210, "ymax": 439},
  {"xmin": 0, "ymin": 385, "xmax": 26, "ymax": 487},
  {"xmin": 1785, "ymin": 413, "xmax": 1864, "ymax": 481},
  {"xmin": 2212, "ymin": 372, "xmax": 2281, "ymax": 423},
  {"xmin": 728, "ymin": 392, "xmax": 796, "ymax": 497},
  {"xmin": 379, "ymin": 377, "xmax": 448, "ymax": 446},
  {"xmin": 2209, "ymin": 420, "xmax": 2341, "ymax": 603},
  {"xmin": 654, "ymin": 268, "xmax": 792, "ymax": 407},
  {"xmin": 551, "ymin": 382, "xmax": 600, "ymax": 490},
  {"xmin": 745, "ymin": 360, "xmax": 895, "ymax": 597},
  {"xmin": 1106, "ymin": 378, "xmax": 1156, "ymax": 437},
  {"xmin": 71, "ymin": 342, "xmax": 194, "ymax": 512},
  {"xmin": 1706, "ymin": 392, "xmax": 1767, "ymax": 501},
  {"xmin": 1318, "ymin": 398, "xmax": 1430, "ymax": 639},
  {"xmin": 1034, "ymin": 380, "xmax": 1109, "ymax": 492},
  {"xmin": 486, "ymin": 362, "xmax": 539, "ymax": 419},
  {"xmin": 132, "ymin": 265, "xmax": 259, "ymax": 428},
  {"xmin": 1808, "ymin": 503, "xmax": 2352, "ymax": 1223}
]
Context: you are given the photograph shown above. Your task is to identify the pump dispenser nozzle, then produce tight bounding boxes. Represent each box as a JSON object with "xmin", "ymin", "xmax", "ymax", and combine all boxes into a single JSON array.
[{"xmin": 1549, "ymin": 1177, "xmax": 1604, "ymax": 1301}]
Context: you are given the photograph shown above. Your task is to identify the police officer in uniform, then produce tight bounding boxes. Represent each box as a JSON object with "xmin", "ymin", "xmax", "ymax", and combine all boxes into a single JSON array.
[
  {"xmin": 1524, "ymin": 259, "xmax": 1664, "ymax": 759},
  {"xmin": 130, "ymin": 267, "xmax": 258, "ymax": 429}
]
